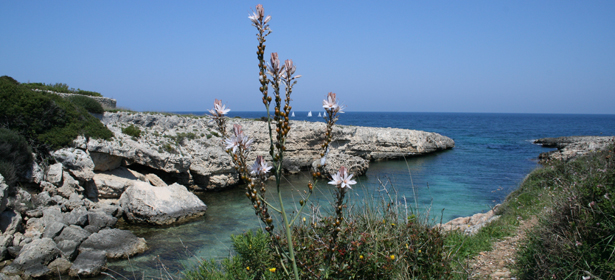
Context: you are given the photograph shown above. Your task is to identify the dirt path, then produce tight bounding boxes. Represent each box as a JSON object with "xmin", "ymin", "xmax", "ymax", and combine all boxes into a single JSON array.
[{"xmin": 467, "ymin": 216, "xmax": 538, "ymax": 279}]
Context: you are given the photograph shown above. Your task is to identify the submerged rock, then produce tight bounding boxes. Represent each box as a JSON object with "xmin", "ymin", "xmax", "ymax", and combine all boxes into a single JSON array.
[{"xmin": 119, "ymin": 182, "xmax": 207, "ymax": 225}]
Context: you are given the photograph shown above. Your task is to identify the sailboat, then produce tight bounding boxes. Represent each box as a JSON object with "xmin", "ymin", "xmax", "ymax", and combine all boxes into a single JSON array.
[
  {"xmin": 318, "ymin": 112, "xmax": 322, "ymax": 117},
  {"xmin": 291, "ymin": 112, "xmax": 295, "ymax": 117},
  {"xmin": 307, "ymin": 111, "xmax": 312, "ymax": 117}
]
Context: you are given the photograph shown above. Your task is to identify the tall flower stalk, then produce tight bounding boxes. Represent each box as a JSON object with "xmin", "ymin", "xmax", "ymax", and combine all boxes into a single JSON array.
[{"xmin": 210, "ymin": 5, "xmax": 350, "ymax": 279}]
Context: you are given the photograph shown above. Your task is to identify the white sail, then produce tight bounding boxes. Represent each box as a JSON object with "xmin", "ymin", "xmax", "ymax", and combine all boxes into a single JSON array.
[
  {"xmin": 307, "ymin": 111, "xmax": 312, "ymax": 117},
  {"xmin": 318, "ymin": 112, "xmax": 322, "ymax": 117},
  {"xmin": 291, "ymin": 112, "xmax": 295, "ymax": 117}
]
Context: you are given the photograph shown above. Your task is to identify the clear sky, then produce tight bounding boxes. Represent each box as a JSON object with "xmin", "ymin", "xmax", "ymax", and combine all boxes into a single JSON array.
[{"xmin": 2, "ymin": 1, "xmax": 614, "ymax": 114}]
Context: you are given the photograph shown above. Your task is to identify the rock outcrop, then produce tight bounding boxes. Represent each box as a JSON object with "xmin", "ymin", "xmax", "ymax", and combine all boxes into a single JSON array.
[
  {"xmin": 438, "ymin": 205, "xmax": 501, "ymax": 235},
  {"xmin": 119, "ymin": 182, "xmax": 207, "ymax": 225},
  {"xmin": 86, "ymin": 112, "xmax": 454, "ymax": 190},
  {"xmin": 534, "ymin": 136, "xmax": 614, "ymax": 162}
]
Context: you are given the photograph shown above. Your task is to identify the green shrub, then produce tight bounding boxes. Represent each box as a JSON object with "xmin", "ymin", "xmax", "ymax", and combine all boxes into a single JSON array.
[
  {"xmin": 75, "ymin": 89, "xmax": 103, "ymax": 97},
  {"xmin": 0, "ymin": 76, "xmax": 113, "ymax": 154},
  {"xmin": 516, "ymin": 147, "xmax": 615, "ymax": 280},
  {"xmin": 0, "ymin": 128, "xmax": 33, "ymax": 186},
  {"xmin": 66, "ymin": 95, "xmax": 104, "ymax": 114},
  {"xmin": 0, "ymin": 76, "xmax": 19, "ymax": 85},
  {"xmin": 122, "ymin": 125, "xmax": 142, "ymax": 138},
  {"xmin": 0, "ymin": 161, "xmax": 16, "ymax": 187},
  {"xmin": 185, "ymin": 194, "xmax": 453, "ymax": 279},
  {"xmin": 21, "ymin": 81, "xmax": 103, "ymax": 97}
]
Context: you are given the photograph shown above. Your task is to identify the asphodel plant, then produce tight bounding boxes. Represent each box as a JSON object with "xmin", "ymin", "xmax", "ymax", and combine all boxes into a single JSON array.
[{"xmin": 209, "ymin": 4, "xmax": 348, "ymax": 279}]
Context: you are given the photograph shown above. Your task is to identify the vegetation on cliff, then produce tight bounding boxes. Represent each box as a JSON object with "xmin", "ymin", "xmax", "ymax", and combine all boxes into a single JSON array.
[
  {"xmin": 0, "ymin": 75, "xmax": 113, "ymax": 163},
  {"xmin": 20, "ymin": 80, "xmax": 103, "ymax": 97}
]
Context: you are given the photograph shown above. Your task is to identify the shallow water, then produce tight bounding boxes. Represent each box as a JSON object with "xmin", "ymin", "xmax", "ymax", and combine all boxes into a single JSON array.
[{"xmin": 104, "ymin": 112, "xmax": 615, "ymax": 279}]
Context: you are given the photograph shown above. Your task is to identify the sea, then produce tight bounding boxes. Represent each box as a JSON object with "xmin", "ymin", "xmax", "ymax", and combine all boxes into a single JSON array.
[{"xmin": 106, "ymin": 112, "xmax": 615, "ymax": 278}]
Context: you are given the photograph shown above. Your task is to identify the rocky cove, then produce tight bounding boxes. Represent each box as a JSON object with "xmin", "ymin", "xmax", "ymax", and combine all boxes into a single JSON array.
[{"xmin": 0, "ymin": 111, "xmax": 454, "ymax": 279}]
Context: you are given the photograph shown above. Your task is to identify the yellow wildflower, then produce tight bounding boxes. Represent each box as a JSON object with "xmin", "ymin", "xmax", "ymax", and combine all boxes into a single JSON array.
[
  {"xmin": 303, "ymin": 217, "xmax": 306, "ymax": 222},
  {"xmin": 390, "ymin": 255, "xmax": 395, "ymax": 260},
  {"xmin": 359, "ymin": 255, "xmax": 364, "ymax": 259},
  {"xmin": 246, "ymin": 267, "xmax": 250, "ymax": 271},
  {"xmin": 391, "ymin": 223, "xmax": 396, "ymax": 226},
  {"xmin": 269, "ymin": 268, "xmax": 276, "ymax": 273},
  {"xmin": 405, "ymin": 244, "xmax": 408, "ymax": 249},
  {"xmin": 418, "ymin": 249, "xmax": 421, "ymax": 253}
]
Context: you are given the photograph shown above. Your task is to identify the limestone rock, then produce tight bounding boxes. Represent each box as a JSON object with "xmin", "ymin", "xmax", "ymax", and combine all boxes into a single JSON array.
[
  {"xmin": 5, "ymin": 189, "xmax": 30, "ymax": 214},
  {"xmin": 56, "ymin": 240, "xmax": 80, "ymax": 261},
  {"xmin": 119, "ymin": 182, "xmax": 207, "ymax": 225},
  {"xmin": 0, "ymin": 175, "xmax": 8, "ymax": 214},
  {"xmin": 23, "ymin": 160, "xmax": 44, "ymax": 185},
  {"xmin": 23, "ymin": 218, "xmax": 44, "ymax": 239},
  {"xmin": 42, "ymin": 222, "xmax": 65, "ymax": 239},
  {"xmin": 52, "ymin": 148, "xmax": 95, "ymax": 181},
  {"xmin": 47, "ymin": 257, "xmax": 71, "ymax": 276},
  {"xmin": 10, "ymin": 238, "xmax": 60, "ymax": 272},
  {"xmin": 45, "ymin": 163, "xmax": 63, "ymax": 186},
  {"xmin": 69, "ymin": 250, "xmax": 106, "ymax": 278},
  {"xmin": 63, "ymin": 207, "xmax": 89, "ymax": 227},
  {"xmin": 57, "ymin": 172, "xmax": 81, "ymax": 199},
  {"xmin": 54, "ymin": 225, "xmax": 91, "ymax": 244},
  {"xmin": 438, "ymin": 205, "xmax": 501, "ymax": 235},
  {"xmin": 90, "ymin": 152, "xmax": 123, "ymax": 171},
  {"xmin": 86, "ymin": 112, "xmax": 454, "ymax": 190},
  {"xmin": 0, "ymin": 210, "xmax": 22, "ymax": 235},
  {"xmin": 79, "ymin": 228, "xmax": 147, "ymax": 259},
  {"xmin": 84, "ymin": 211, "xmax": 117, "ymax": 233},
  {"xmin": 145, "ymin": 173, "xmax": 167, "ymax": 187},
  {"xmin": 91, "ymin": 167, "xmax": 142, "ymax": 198},
  {"xmin": 41, "ymin": 206, "xmax": 66, "ymax": 227},
  {"xmin": 40, "ymin": 181, "xmax": 57, "ymax": 196},
  {"xmin": 535, "ymin": 136, "xmax": 614, "ymax": 162}
]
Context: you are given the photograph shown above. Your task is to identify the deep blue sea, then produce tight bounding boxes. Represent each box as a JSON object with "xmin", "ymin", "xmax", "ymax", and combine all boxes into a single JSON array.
[{"xmin": 108, "ymin": 112, "xmax": 615, "ymax": 278}]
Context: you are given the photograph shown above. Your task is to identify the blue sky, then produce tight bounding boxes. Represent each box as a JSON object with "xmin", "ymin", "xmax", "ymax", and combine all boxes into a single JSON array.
[{"xmin": 2, "ymin": 1, "xmax": 614, "ymax": 114}]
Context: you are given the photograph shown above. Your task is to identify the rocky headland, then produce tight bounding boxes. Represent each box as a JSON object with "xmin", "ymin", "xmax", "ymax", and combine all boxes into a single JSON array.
[
  {"xmin": 0, "ymin": 111, "xmax": 454, "ymax": 279},
  {"xmin": 534, "ymin": 136, "xmax": 615, "ymax": 162}
]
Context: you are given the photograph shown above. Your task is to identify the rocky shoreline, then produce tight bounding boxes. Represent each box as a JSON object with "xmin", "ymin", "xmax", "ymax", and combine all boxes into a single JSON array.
[
  {"xmin": 0, "ymin": 111, "xmax": 454, "ymax": 279},
  {"xmin": 439, "ymin": 135, "xmax": 614, "ymax": 235},
  {"xmin": 534, "ymin": 136, "xmax": 614, "ymax": 162}
]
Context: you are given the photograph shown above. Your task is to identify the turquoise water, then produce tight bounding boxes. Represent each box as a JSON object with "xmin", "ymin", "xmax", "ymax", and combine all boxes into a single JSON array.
[{"xmin": 105, "ymin": 112, "xmax": 615, "ymax": 279}]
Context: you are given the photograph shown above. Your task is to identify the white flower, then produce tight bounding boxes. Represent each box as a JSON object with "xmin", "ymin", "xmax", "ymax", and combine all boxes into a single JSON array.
[
  {"xmin": 225, "ymin": 136, "xmax": 240, "ymax": 153},
  {"xmin": 328, "ymin": 166, "xmax": 356, "ymax": 189},
  {"xmin": 225, "ymin": 124, "xmax": 253, "ymax": 153},
  {"xmin": 250, "ymin": 156, "xmax": 272, "ymax": 176},
  {"xmin": 209, "ymin": 99, "xmax": 230, "ymax": 117},
  {"xmin": 268, "ymin": 52, "xmax": 283, "ymax": 76},
  {"xmin": 249, "ymin": 4, "xmax": 265, "ymax": 24},
  {"xmin": 322, "ymin": 92, "xmax": 345, "ymax": 113}
]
